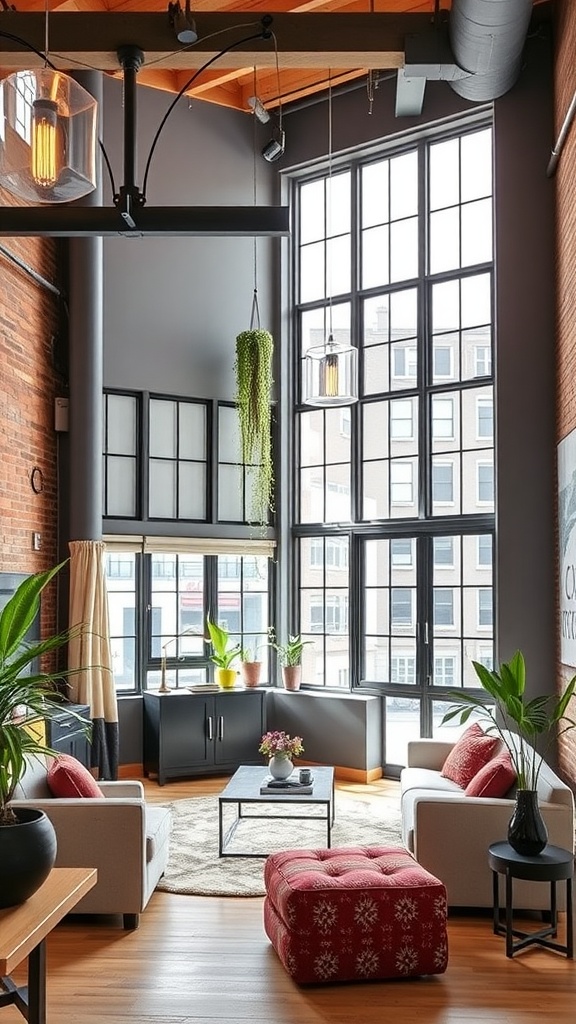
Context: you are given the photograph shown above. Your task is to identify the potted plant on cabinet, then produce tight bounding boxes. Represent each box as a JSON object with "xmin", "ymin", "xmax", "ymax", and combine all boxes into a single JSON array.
[
  {"xmin": 239, "ymin": 642, "xmax": 264, "ymax": 689},
  {"xmin": 206, "ymin": 617, "xmax": 241, "ymax": 690},
  {"xmin": 443, "ymin": 650, "xmax": 576, "ymax": 855},
  {"xmin": 0, "ymin": 563, "xmax": 88, "ymax": 907},
  {"xmin": 268, "ymin": 630, "xmax": 313, "ymax": 691}
]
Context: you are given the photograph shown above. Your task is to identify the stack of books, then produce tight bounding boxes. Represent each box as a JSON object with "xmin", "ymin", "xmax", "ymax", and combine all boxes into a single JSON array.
[{"xmin": 260, "ymin": 774, "xmax": 314, "ymax": 795}]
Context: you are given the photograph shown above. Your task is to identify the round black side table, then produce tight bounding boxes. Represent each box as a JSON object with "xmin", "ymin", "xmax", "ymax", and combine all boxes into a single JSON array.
[{"xmin": 488, "ymin": 841, "xmax": 574, "ymax": 958}]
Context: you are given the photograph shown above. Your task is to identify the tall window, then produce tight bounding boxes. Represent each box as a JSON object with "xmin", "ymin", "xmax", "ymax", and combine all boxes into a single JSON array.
[
  {"xmin": 292, "ymin": 119, "xmax": 495, "ymax": 763},
  {"xmin": 105, "ymin": 549, "xmax": 272, "ymax": 693}
]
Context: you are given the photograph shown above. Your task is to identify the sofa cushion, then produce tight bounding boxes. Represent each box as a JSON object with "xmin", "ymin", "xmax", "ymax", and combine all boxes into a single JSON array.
[
  {"xmin": 47, "ymin": 754, "xmax": 104, "ymax": 798},
  {"xmin": 464, "ymin": 751, "xmax": 516, "ymax": 798},
  {"xmin": 440, "ymin": 723, "xmax": 499, "ymax": 788}
]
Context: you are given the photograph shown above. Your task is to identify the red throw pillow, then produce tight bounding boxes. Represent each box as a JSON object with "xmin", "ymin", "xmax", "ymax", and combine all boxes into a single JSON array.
[
  {"xmin": 47, "ymin": 754, "xmax": 103, "ymax": 798},
  {"xmin": 464, "ymin": 751, "xmax": 517, "ymax": 798},
  {"xmin": 440, "ymin": 722, "xmax": 500, "ymax": 788}
]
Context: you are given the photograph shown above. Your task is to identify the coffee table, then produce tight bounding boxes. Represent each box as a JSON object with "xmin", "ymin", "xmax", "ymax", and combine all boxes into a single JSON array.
[{"xmin": 218, "ymin": 765, "xmax": 335, "ymax": 857}]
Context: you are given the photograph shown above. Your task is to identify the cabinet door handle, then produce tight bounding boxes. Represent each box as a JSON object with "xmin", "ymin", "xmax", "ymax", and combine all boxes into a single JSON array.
[
  {"xmin": 218, "ymin": 715, "xmax": 224, "ymax": 741},
  {"xmin": 207, "ymin": 716, "xmax": 213, "ymax": 741}
]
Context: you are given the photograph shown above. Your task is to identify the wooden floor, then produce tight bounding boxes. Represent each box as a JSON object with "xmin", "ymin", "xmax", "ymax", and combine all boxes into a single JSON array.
[{"xmin": 4, "ymin": 775, "xmax": 576, "ymax": 1024}]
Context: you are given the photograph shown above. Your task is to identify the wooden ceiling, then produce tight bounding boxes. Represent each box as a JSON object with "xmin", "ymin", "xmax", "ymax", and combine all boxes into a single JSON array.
[{"xmin": 0, "ymin": 1, "xmax": 548, "ymax": 115}]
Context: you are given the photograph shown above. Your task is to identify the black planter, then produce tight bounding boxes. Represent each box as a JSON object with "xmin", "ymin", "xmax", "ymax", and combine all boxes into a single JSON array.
[
  {"xmin": 507, "ymin": 789, "xmax": 548, "ymax": 856},
  {"xmin": 0, "ymin": 807, "xmax": 57, "ymax": 908}
]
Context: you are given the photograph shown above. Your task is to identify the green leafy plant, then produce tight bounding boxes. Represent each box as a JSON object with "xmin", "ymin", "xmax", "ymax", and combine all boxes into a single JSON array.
[
  {"xmin": 268, "ymin": 629, "xmax": 312, "ymax": 668},
  {"xmin": 0, "ymin": 563, "xmax": 89, "ymax": 825},
  {"xmin": 206, "ymin": 616, "xmax": 241, "ymax": 670},
  {"xmin": 442, "ymin": 650, "xmax": 576, "ymax": 790},
  {"xmin": 234, "ymin": 328, "xmax": 274, "ymax": 527}
]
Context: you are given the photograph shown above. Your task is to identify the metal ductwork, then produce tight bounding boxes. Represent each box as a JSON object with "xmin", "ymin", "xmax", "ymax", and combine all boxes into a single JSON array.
[{"xmin": 449, "ymin": 0, "xmax": 533, "ymax": 101}]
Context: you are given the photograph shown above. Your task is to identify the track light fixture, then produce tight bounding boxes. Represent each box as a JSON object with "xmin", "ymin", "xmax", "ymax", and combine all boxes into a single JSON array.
[
  {"xmin": 168, "ymin": 0, "xmax": 198, "ymax": 46},
  {"xmin": 247, "ymin": 95, "xmax": 270, "ymax": 124},
  {"xmin": 262, "ymin": 124, "xmax": 285, "ymax": 163}
]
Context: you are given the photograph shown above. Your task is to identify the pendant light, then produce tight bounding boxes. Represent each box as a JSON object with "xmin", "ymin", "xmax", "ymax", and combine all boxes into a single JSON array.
[
  {"xmin": 303, "ymin": 75, "xmax": 358, "ymax": 408},
  {"xmin": 0, "ymin": 7, "xmax": 98, "ymax": 204}
]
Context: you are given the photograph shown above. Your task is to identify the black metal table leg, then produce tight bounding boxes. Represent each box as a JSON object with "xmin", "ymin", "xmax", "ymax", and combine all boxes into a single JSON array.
[
  {"xmin": 28, "ymin": 940, "xmax": 46, "ymax": 1024},
  {"xmin": 505, "ymin": 869, "xmax": 514, "ymax": 958},
  {"xmin": 492, "ymin": 869, "xmax": 500, "ymax": 934}
]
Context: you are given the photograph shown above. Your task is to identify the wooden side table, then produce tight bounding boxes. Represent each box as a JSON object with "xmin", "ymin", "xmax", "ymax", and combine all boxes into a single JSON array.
[
  {"xmin": 0, "ymin": 867, "xmax": 97, "ymax": 1024},
  {"xmin": 488, "ymin": 841, "xmax": 573, "ymax": 958}
]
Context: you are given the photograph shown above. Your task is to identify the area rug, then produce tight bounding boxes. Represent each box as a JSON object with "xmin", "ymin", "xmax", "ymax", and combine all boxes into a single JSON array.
[{"xmin": 155, "ymin": 794, "xmax": 403, "ymax": 897}]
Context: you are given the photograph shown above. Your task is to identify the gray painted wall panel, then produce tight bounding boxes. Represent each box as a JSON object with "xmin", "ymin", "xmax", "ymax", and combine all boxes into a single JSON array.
[
  {"xmin": 268, "ymin": 691, "xmax": 383, "ymax": 772},
  {"xmin": 102, "ymin": 78, "xmax": 277, "ymax": 399}
]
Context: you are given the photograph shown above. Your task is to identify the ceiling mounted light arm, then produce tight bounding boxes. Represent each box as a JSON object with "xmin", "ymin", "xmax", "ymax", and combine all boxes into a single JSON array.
[
  {"xmin": 115, "ymin": 45, "xmax": 145, "ymax": 229},
  {"xmin": 142, "ymin": 18, "xmax": 273, "ymax": 201}
]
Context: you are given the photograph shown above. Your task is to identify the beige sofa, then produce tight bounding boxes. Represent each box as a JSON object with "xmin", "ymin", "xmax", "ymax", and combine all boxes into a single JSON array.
[
  {"xmin": 401, "ymin": 731, "xmax": 575, "ymax": 910},
  {"xmin": 11, "ymin": 755, "xmax": 171, "ymax": 929}
]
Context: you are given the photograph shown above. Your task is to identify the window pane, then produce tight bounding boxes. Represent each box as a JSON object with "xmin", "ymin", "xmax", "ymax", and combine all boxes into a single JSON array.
[
  {"xmin": 362, "ymin": 159, "xmax": 389, "ymax": 227},
  {"xmin": 461, "ymin": 129, "xmax": 492, "ymax": 202},
  {"xmin": 429, "ymin": 137, "xmax": 459, "ymax": 211},
  {"xmin": 107, "ymin": 457, "xmax": 136, "ymax": 517},
  {"xmin": 179, "ymin": 462, "xmax": 206, "ymax": 519},
  {"xmin": 300, "ymin": 178, "xmax": 325, "ymax": 243},
  {"xmin": 149, "ymin": 460, "xmax": 177, "ymax": 518},
  {"xmin": 218, "ymin": 464, "xmax": 243, "ymax": 521},
  {"xmin": 150, "ymin": 399, "xmax": 177, "ymax": 459},
  {"xmin": 390, "ymin": 151, "xmax": 418, "ymax": 219},
  {"xmin": 107, "ymin": 394, "xmax": 136, "ymax": 455},
  {"xmin": 430, "ymin": 207, "xmax": 460, "ymax": 274},
  {"xmin": 300, "ymin": 241, "xmax": 325, "ymax": 303},
  {"xmin": 390, "ymin": 217, "xmax": 418, "ymax": 282},
  {"xmin": 462, "ymin": 198, "xmax": 492, "ymax": 266},
  {"xmin": 362, "ymin": 225, "xmax": 389, "ymax": 289},
  {"xmin": 179, "ymin": 402, "xmax": 206, "ymax": 460},
  {"xmin": 327, "ymin": 172, "xmax": 351, "ymax": 236}
]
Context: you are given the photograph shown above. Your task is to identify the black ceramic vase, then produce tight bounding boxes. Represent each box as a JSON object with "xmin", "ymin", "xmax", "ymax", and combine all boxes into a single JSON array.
[
  {"xmin": 0, "ymin": 807, "xmax": 57, "ymax": 908},
  {"xmin": 507, "ymin": 789, "xmax": 548, "ymax": 856}
]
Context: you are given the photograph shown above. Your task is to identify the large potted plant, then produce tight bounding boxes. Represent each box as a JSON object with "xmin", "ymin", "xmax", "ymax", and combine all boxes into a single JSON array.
[
  {"xmin": 443, "ymin": 650, "xmax": 576, "ymax": 855},
  {"xmin": 0, "ymin": 563, "xmax": 87, "ymax": 907},
  {"xmin": 234, "ymin": 328, "xmax": 274, "ymax": 528},
  {"xmin": 268, "ymin": 630, "xmax": 312, "ymax": 691},
  {"xmin": 206, "ymin": 616, "xmax": 241, "ymax": 690}
]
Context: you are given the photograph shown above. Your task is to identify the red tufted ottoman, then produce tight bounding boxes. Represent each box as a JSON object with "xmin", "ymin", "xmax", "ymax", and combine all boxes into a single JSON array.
[{"xmin": 263, "ymin": 845, "xmax": 448, "ymax": 985}]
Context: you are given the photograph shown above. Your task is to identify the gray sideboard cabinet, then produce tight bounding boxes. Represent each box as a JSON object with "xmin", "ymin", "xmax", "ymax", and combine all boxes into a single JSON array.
[{"xmin": 143, "ymin": 688, "xmax": 267, "ymax": 785}]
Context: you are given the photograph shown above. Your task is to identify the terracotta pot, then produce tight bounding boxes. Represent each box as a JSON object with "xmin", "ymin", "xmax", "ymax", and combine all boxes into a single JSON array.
[
  {"xmin": 215, "ymin": 668, "xmax": 237, "ymax": 690},
  {"xmin": 240, "ymin": 662, "xmax": 262, "ymax": 688},
  {"xmin": 282, "ymin": 665, "xmax": 301, "ymax": 691}
]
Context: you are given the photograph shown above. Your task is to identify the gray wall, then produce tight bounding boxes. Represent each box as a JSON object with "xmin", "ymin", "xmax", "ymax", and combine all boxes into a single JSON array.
[
  {"xmin": 102, "ymin": 77, "xmax": 277, "ymax": 400},
  {"xmin": 109, "ymin": 36, "xmax": 556, "ymax": 767},
  {"xmin": 268, "ymin": 691, "xmax": 382, "ymax": 773}
]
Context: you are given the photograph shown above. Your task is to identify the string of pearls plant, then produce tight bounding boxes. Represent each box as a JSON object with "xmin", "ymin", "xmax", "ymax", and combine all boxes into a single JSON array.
[{"xmin": 234, "ymin": 328, "xmax": 274, "ymax": 526}]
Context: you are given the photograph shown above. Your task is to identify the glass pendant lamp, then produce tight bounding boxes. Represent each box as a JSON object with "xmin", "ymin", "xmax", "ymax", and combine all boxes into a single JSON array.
[
  {"xmin": 302, "ymin": 75, "xmax": 358, "ymax": 408},
  {"xmin": 304, "ymin": 334, "xmax": 358, "ymax": 407},
  {"xmin": 0, "ymin": 69, "xmax": 98, "ymax": 204}
]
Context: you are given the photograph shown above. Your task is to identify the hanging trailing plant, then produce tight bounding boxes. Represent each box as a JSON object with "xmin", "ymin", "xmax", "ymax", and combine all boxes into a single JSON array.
[{"xmin": 234, "ymin": 326, "xmax": 274, "ymax": 526}]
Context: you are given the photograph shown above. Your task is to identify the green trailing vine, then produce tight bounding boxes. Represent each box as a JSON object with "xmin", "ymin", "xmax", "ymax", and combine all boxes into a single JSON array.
[{"xmin": 234, "ymin": 328, "xmax": 274, "ymax": 526}]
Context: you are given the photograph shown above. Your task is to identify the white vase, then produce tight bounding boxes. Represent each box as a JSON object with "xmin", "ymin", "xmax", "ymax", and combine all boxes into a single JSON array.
[{"xmin": 269, "ymin": 754, "xmax": 293, "ymax": 780}]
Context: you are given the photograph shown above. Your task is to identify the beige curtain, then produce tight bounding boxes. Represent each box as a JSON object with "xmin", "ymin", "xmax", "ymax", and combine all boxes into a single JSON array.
[{"xmin": 68, "ymin": 540, "xmax": 118, "ymax": 778}]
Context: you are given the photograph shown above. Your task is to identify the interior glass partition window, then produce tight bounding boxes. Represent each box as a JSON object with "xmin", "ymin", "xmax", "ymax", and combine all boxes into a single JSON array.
[
  {"xmin": 292, "ymin": 119, "xmax": 495, "ymax": 756},
  {"xmin": 103, "ymin": 392, "xmax": 139, "ymax": 518},
  {"xmin": 148, "ymin": 398, "xmax": 207, "ymax": 520}
]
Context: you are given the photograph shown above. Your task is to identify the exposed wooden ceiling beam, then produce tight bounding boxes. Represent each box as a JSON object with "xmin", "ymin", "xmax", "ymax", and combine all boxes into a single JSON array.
[{"xmin": 0, "ymin": 12, "xmax": 431, "ymax": 71}]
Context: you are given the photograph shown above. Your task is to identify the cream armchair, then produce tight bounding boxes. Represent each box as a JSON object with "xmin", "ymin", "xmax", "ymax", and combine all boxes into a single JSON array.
[{"xmin": 11, "ymin": 755, "xmax": 171, "ymax": 929}]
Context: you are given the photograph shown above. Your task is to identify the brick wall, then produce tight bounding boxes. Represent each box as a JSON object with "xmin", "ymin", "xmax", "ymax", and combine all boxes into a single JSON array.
[
  {"xmin": 554, "ymin": 0, "xmax": 576, "ymax": 783},
  {"xmin": 0, "ymin": 190, "xmax": 63, "ymax": 640}
]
